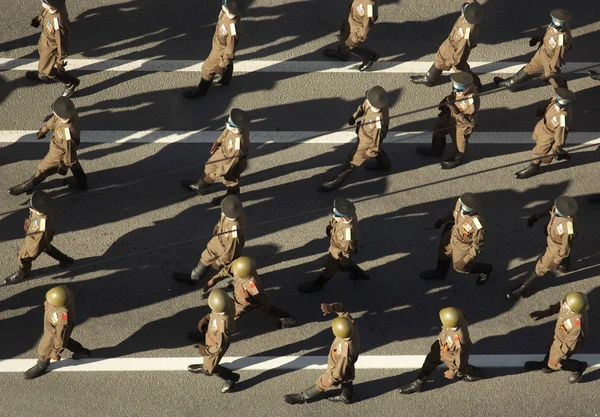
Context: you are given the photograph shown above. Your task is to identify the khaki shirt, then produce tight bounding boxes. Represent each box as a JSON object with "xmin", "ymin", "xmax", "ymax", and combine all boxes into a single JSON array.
[
  {"xmin": 19, "ymin": 209, "xmax": 56, "ymax": 260},
  {"xmin": 40, "ymin": 288, "xmax": 76, "ymax": 357},
  {"xmin": 200, "ymin": 306, "xmax": 235, "ymax": 357},
  {"xmin": 550, "ymin": 301, "xmax": 587, "ymax": 354},
  {"xmin": 328, "ymin": 215, "xmax": 359, "ymax": 261},
  {"xmin": 348, "ymin": 0, "xmax": 378, "ymax": 40},
  {"xmin": 44, "ymin": 113, "xmax": 81, "ymax": 167},
  {"xmin": 450, "ymin": 200, "xmax": 486, "ymax": 264},
  {"xmin": 326, "ymin": 304, "xmax": 360, "ymax": 384},
  {"xmin": 438, "ymin": 2, "xmax": 480, "ymax": 65},
  {"xmin": 213, "ymin": 11, "xmax": 241, "ymax": 65},
  {"xmin": 438, "ymin": 312, "xmax": 471, "ymax": 374},
  {"xmin": 539, "ymin": 25, "xmax": 572, "ymax": 71},
  {"xmin": 206, "ymin": 127, "xmax": 250, "ymax": 178},
  {"xmin": 205, "ymin": 213, "xmax": 246, "ymax": 267},
  {"xmin": 533, "ymin": 101, "xmax": 572, "ymax": 150},
  {"xmin": 354, "ymin": 99, "xmax": 389, "ymax": 158},
  {"xmin": 448, "ymin": 90, "xmax": 479, "ymax": 138},
  {"xmin": 544, "ymin": 206, "xmax": 577, "ymax": 262},
  {"xmin": 36, "ymin": 7, "xmax": 69, "ymax": 62}
]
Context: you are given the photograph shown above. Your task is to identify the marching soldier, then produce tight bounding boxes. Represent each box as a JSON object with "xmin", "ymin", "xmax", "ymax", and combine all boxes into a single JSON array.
[
  {"xmin": 27, "ymin": 0, "xmax": 80, "ymax": 97},
  {"xmin": 8, "ymin": 97, "xmax": 87, "ymax": 196},
  {"xmin": 24, "ymin": 286, "xmax": 91, "ymax": 380},
  {"xmin": 172, "ymin": 195, "xmax": 245, "ymax": 286},
  {"xmin": 399, "ymin": 307, "xmax": 484, "ymax": 394},
  {"xmin": 319, "ymin": 86, "xmax": 389, "ymax": 192},
  {"xmin": 410, "ymin": 1, "xmax": 483, "ymax": 88},
  {"xmin": 525, "ymin": 292, "xmax": 588, "ymax": 383},
  {"xmin": 181, "ymin": 108, "xmax": 250, "ymax": 205},
  {"xmin": 420, "ymin": 193, "xmax": 492, "ymax": 285},
  {"xmin": 589, "ymin": 70, "xmax": 600, "ymax": 81},
  {"xmin": 187, "ymin": 288, "xmax": 240, "ymax": 393},
  {"xmin": 202, "ymin": 256, "xmax": 297, "ymax": 329},
  {"xmin": 183, "ymin": 0, "xmax": 243, "ymax": 99},
  {"xmin": 284, "ymin": 302, "xmax": 359, "ymax": 405},
  {"xmin": 494, "ymin": 9, "xmax": 571, "ymax": 90},
  {"xmin": 3, "ymin": 191, "xmax": 73, "ymax": 286},
  {"xmin": 298, "ymin": 198, "xmax": 369, "ymax": 293},
  {"xmin": 515, "ymin": 88, "xmax": 574, "ymax": 179},
  {"xmin": 416, "ymin": 73, "xmax": 479, "ymax": 170},
  {"xmin": 506, "ymin": 196, "xmax": 578, "ymax": 300},
  {"xmin": 323, "ymin": 0, "xmax": 379, "ymax": 71}
]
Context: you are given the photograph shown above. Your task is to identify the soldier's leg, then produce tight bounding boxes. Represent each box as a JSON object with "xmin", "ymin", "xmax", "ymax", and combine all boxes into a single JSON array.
[
  {"xmin": 420, "ymin": 224, "xmax": 452, "ymax": 280},
  {"xmin": 399, "ymin": 340, "xmax": 443, "ymax": 394},
  {"xmin": 410, "ymin": 62, "xmax": 444, "ymax": 87},
  {"xmin": 440, "ymin": 130, "xmax": 466, "ymax": 170},
  {"xmin": 8, "ymin": 162, "xmax": 54, "ymax": 196},
  {"xmin": 27, "ymin": 38, "xmax": 56, "ymax": 83},
  {"xmin": 183, "ymin": 51, "xmax": 222, "ymax": 99},
  {"xmin": 284, "ymin": 384, "xmax": 323, "ymax": 405},
  {"xmin": 55, "ymin": 69, "xmax": 80, "ymax": 98},
  {"xmin": 213, "ymin": 364, "xmax": 240, "ymax": 393},
  {"xmin": 210, "ymin": 174, "xmax": 240, "ymax": 207},
  {"xmin": 319, "ymin": 146, "xmax": 357, "ymax": 192},
  {"xmin": 67, "ymin": 161, "xmax": 88, "ymax": 191},
  {"xmin": 66, "ymin": 338, "xmax": 91, "ymax": 359},
  {"xmin": 265, "ymin": 305, "xmax": 297, "ymax": 328},
  {"xmin": 346, "ymin": 258, "xmax": 369, "ymax": 281},
  {"xmin": 462, "ymin": 260, "xmax": 493, "ymax": 285},
  {"xmin": 298, "ymin": 255, "xmax": 340, "ymax": 293},
  {"xmin": 324, "ymin": 21, "xmax": 351, "ymax": 62},
  {"xmin": 350, "ymin": 43, "xmax": 379, "ymax": 72},
  {"xmin": 515, "ymin": 140, "xmax": 551, "ymax": 179},
  {"xmin": 44, "ymin": 244, "xmax": 74, "ymax": 267},
  {"xmin": 214, "ymin": 62, "xmax": 234, "ymax": 86},
  {"xmin": 3, "ymin": 255, "xmax": 33, "ymax": 285},
  {"xmin": 417, "ymin": 118, "xmax": 448, "ymax": 157},
  {"xmin": 327, "ymin": 381, "xmax": 354, "ymax": 404},
  {"xmin": 25, "ymin": 332, "xmax": 54, "ymax": 379},
  {"xmin": 494, "ymin": 63, "xmax": 536, "ymax": 90},
  {"xmin": 561, "ymin": 359, "xmax": 588, "ymax": 383},
  {"xmin": 525, "ymin": 351, "xmax": 551, "ymax": 371},
  {"xmin": 365, "ymin": 148, "xmax": 391, "ymax": 172},
  {"xmin": 558, "ymin": 255, "xmax": 570, "ymax": 273},
  {"xmin": 172, "ymin": 250, "xmax": 213, "ymax": 285},
  {"xmin": 506, "ymin": 254, "xmax": 548, "ymax": 300}
]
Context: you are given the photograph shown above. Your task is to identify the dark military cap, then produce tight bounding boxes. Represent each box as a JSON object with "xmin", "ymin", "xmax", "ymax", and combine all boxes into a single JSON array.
[
  {"xmin": 333, "ymin": 198, "xmax": 356, "ymax": 218},
  {"xmin": 221, "ymin": 195, "xmax": 243, "ymax": 218},
  {"xmin": 367, "ymin": 86, "xmax": 388, "ymax": 108},
  {"xmin": 52, "ymin": 97, "xmax": 76, "ymax": 119},
  {"xmin": 225, "ymin": 0, "xmax": 244, "ymax": 16},
  {"xmin": 229, "ymin": 108, "xmax": 250, "ymax": 128},
  {"xmin": 459, "ymin": 192, "xmax": 480, "ymax": 211},
  {"xmin": 555, "ymin": 88, "xmax": 576, "ymax": 103},
  {"xmin": 30, "ymin": 190, "xmax": 53, "ymax": 214},
  {"xmin": 550, "ymin": 9, "xmax": 571, "ymax": 22},
  {"xmin": 463, "ymin": 2, "xmax": 483, "ymax": 24},
  {"xmin": 43, "ymin": 0, "xmax": 66, "ymax": 9},
  {"xmin": 555, "ymin": 196, "xmax": 577, "ymax": 217},
  {"xmin": 451, "ymin": 72, "xmax": 474, "ymax": 88}
]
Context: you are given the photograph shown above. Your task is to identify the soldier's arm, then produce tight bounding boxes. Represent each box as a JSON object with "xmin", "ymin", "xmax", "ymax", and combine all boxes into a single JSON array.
[
  {"xmin": 340, "ymin": 228, "xmax": 358, "ymax": 260},
  {"xmin": 446, "ymin": 335, "xmax": 464, "ymax": 375},
  {"xmin": 451, "ymin": 102, "xmax": 477, "ymax": 128},
  {"xmin": 556, "ymin": 224, "xmax": 573, "ymax": 259},
  {"xmin": 45, "ymin": 116, "xmax": 56, "ymax": 132},
  {"xmin": 469, "ymin": 24, "xmax": 481, "ymax": 48},
  {"xmin": 549, "ymin": 35, "xmax": 570, "ymax": 71},
  {"xmin": 63, "ymin": 127, "xmax": 74, "ymax": 166},
  {"xmin": 222, "ymin": 25, "xmax": 239, "ymax": 66},
  {"xmin": 352, "ymin": 102, "xmax": 366, "ymax": 120},
  {"xmin": 197, "ymin": 313, "xmax": 210, "ymax": 331},
  {"xmin": 381, "ymin": 107, "xmax": 390, "ymax": 139},
  {"xmin": 217, "ymin": 231, "xmax": 241, "ymax": 267},
  {"xmin": 551, "ymin": 124, "xmax": 569, "ymax": 151},
  {"xmin": 533, "ymin": 204, "xmax": 553, "ymax": 220},
  {"xmin": 24, "ymin": 229, "xmax": 48, "ymax": 256},
  {"xmin": 330, "ymin": 355, "xmax": 350, "ymax": 383},
  {"xmin": 331, "ymin": 302, "xmax": 351, "ymax": 319},
  {"xmin": 464, "ymin": 224, "xmax": 485, "ymax": 264},
  {"xmin": 54, "ymin": 15, "xmax": 69, "ymax": 65},
  {"xmin": 562, "ymin": 325, "xmax": 583, "ymax": 352},
  {"xmin": 52, "ymin": 314, "xmax": 70, "ymax": 356},
  {"xmin": 357, "ymin": 3, "xmax": 376, "ymax": 40},
  {"xmin": 31, "ymin": 10, "xmax": 44, "ymax": 27}
]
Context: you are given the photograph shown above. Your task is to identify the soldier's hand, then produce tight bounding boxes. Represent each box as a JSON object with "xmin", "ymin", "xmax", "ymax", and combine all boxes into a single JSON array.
[
  {"xmin": 529, "ymin": 310, "xmax": 549, "ymax": 321},
  {"xmin": 444, "ymin": 370, "xmax": 455, "ymax": 380},
  {"xmin": 326, "ymin": 225, "xmax": 333, "ymax": 237},
  {"xmin": 454, "ymin": 259, "xmax": 467, "ymax": 270},
  {"xmin": 36, "ymin": 129, "xmax": 47, "ymax": 140},
  {"xmin": 56, "ymin": 61, "xmax": 67, "ymax": 72},
  {"xmin": 198, "ymin": 317, "xmax": 209, "ymax": 332},
  {"xmin": 555, "ymin": 149, "xmax": 571, "ymax": 161},
  {"xmin": 529, "ymin": 36, "xmax": 542, "ymax": 47},
  {"xmin": 526, "ymin": 215, "xmax": 538, "ymax": 228},
  {"xmin": 535, "ymin": 108, "xmax": 545, "ymax": 118},
  {"xmin": 434, "ymin": 219, "xmax": 444, "ymax": 229},
  {"xmin": 348, "ymin": 117, "xmax": 356, "ymax": 126},
  {"xmin": 203, "ymin": 280, "xmax": 214, "ymax": 293},
  {"xmin": 50, "ymin": 353, "xmax": 61, "ymax": 361},
  {"xmin": 30, "ymin": 17, "xmax": 41, "ymax": 28},
  {"xmin": 320, "ymin": 303, "xmax": 334, "ymax": 316}
]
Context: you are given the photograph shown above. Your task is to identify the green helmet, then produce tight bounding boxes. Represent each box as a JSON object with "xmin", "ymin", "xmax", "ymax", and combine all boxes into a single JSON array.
[
  {"xmin": 46, "ymin": 286, "xmax": 69, "ymax": 308},
  {"xmin": 231, "ymin": 256, "xmax": 255, "ymax": 279},
  {"xmin": 439, "ymin": 307, "xmax": 461, "ymax": 328},
  {"xmin": 565, "ymin": 292, "xmax": 589, "ymax": 313},
  {"xmin": 331, "ymin": 317, "xmax": 354, "ymax": 339},
  {"xmin": 208, "ymin": 288, "xmax": 229, "ymax": 313}
]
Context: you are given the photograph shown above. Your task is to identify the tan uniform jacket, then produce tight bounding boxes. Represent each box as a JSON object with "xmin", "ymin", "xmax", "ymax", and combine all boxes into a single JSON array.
[
  {"xmin": 448, "ymin": 200, "xmax": 486, "ymax": 265},
  {"xmin": 211, "ymin": 271, "xmax": 271, "ymax": 317},
  {"xmin": 201, "ymin": 11, "xmax": 241, "ymax": 80},
  {"xmin": 543, "ymin": 207, "xmax": 577, "ymax": 262},
  {"xmin": 198, "ymin": 298, "xmax": 235, "ymax": 373},
  {"xmin": 204, "ymin": 127, "xmax": 250, "ymax": 184},
  {"xmin": 317, "ymin": 304, "xmax": 360, "ymax": 389},
  {"xmin": 548, "ymin": 301, "xmax": 587, "ymax": 369},
  {"xmin": 350, "ymin": 99, "xmax": 389, "ymax": 166},
  {"xmin": 18, "ymin": 210, "xmax": 56, "ymax": 264},
  {"xmin": 534, "ymin": 25, "xmax": 572, "ymax": 73},
  {"xmin": 35, "ymin": 7, "xmax": 69, "ymax": 76},
  {"xmin": 347, "ymin": 0, "xmax": 378, "ymax": 43},
  {"xmin": 448, "ymin": 91, "xmax": 479, "ymax": 139},
  {"xmin": 38, "ymin": 288, "xmax": 76, "ymax": 359},
  {"xmin": 532, "ymin": 101, "xmax": 572, "ymax": 163},
  {"xmin": 327, "ymin": 215, "xmax": 359, "ymax": 262},
  {"xmin": 438, "ymin": 312, "xmax": 472, "ymax": 374},
  {"xmin": 201, "ymin": 213, "xmax": 246, "ymax": 268},
  {"xmin": 435, "ymin": 2, "xmax": 480, "ymax": 69},
  {"xmin": 37, "ymin": 114, "xmax": 81, "ymax": 175}
]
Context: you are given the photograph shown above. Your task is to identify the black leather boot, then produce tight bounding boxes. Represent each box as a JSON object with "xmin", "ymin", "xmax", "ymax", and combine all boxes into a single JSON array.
[
  {"xmin": 440, "ymin": 152, "xmax": 464, "ymax": 169},
  {"xmin": 327, "ymin": 382, "xmax": 354, "ymax": 404},
  {"xmin": 172, "ymin": 261, "xmax": 210, "ymax": 285},
  {"xmin": 45, "ymin": 245, "xmax": 74, "ymax": 267},
  {"xmin": 297, "ymin": 275, "xmax": 329, "ymax": 293},
  {"xmin": 323, "ymin": 47, "xmax": 349, "ymax": 62},
  {"xmin": 515, "ymin": 163, "xmax": 541, "ymax": 179},
  {"xmin": 420, "ymin": 258, "xmax": 451, "ymax": 280},
  {"xmin": 494, "ymin": 67, "xmax": 530, "ymax": 90},
  {"xmin": 284, "ymin": 385, "xmax": 321, "ymax": 405},
  {"xmin": 365, "ymin": 149, "xmax": 391, "ymax": 172},
  {"xmin": 57, "ymin": 73, "xmax": 80, "ymax": 98},
  {"xmin": 24, "ymin": 359, "xmax": 49, "ymax": 380},
  {"xmin": 214, "ymin": 365, "xmax": 240, "ymax": 393},
  {"xmin": 8, "ymin": 175, "xmax": 39, "ymax": 196},
  {"xmin": 461, "ymin": 366, "xmax": 485, "ymax": 382},
  {"xmin": 410, "ymin": 64, "xmax": 443, "ymax": 87},
  {"xmin": 183, "ymin": 78, "xmax": 211, "ymax": 99},
  {"xmin": 181, "ymin": 177, "xmax": 213, "ymax": 195},
  {"xmin": 319, "ymin": 167, "xmax": 354, "ymax": 192},
  {"xmin": 3, "ymin": 268, "xmax": 29, "ymax": 285},
  {"xmin": 566, "ymin": 360, "xmax": 587, "ymax": 383},
  {"xmin": 398, "ymin": 377, "xmax": 426, "ymax": 394},
  {"xmin": 359, "ymin": 52, "xmax": 379, "ymax": 72},
  {"xmin": 506, "ymin": 270, "xmax": 540, "ymax": 300}
]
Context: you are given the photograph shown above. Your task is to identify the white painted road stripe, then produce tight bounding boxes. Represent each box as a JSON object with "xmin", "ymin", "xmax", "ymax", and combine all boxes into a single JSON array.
[
  {"xmin": 1, "ymin": 355, "xmax": 599, "ymax": 372},
  {"xmin": 1, "ymin": 58, "xmax": 599, "ymax": 74},
  {"xmin": 1, "ymin": 130, "xmax": 600, "ymax": 145}
]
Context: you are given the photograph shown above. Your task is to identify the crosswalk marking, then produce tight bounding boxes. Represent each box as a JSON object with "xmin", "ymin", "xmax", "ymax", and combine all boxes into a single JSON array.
[
  {"xmin": 1, "ymin": 58, "xmax": 598, "ymax": 74},
  {"xmin": 0, "ymin": 130, "xmax": 599, "ymax": 145},
  {"xmin": 1, "ymin": 355, "xmax": 598, "ymax": 372}
]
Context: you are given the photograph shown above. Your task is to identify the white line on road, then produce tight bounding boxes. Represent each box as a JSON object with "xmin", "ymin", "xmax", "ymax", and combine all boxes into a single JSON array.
[
  {"xmin": 1, "ymin": 58, "xmax": 599, "ymax": 74},
  {"xmin": 1, "ymin": 355, "xmax": 599, "ymax": 372},
  {"xmin": 1, "ymin": 130, "xmax": 600, "ymax": 145}
]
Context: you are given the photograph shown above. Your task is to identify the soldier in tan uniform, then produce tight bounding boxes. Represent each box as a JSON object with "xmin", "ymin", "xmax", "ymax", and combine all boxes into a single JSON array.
[
  {"xmin": 284, "ymin": 302, "xmax": 360, "ymax": 405},
  {"xmin": 494, "ymin": 9, "xmax": 571, "ymax": 90},
  {"xmin": 8, "ymin": 97, "xmax": 87, "ymax": 196},
  {"xmin": 420, "ymin": 193, "xmax": 492, "ymax": 285},
  {"xmin": 525, "ymin": 292, "xmax": 588, "ymax": 383},
  {"xmin": 187, "ymin": 288, "xmax": 240, "ymax": 393},
  {"xmin": 172, "ymin": 195, "xmax": 245, "ymax": 286},
  {"xmin": 507, "ymin": 196, "xmax": 578, "ymax": 300},
  {"xmin": 181, "ymin": 109, "xmax": 250, "ymax": 205},
  {"xmin": 416, "ymin": 73, "xmax": 479, "ymax": 170},
  {"xmin": 183, "ymin": 0, "xmax": 243, "ymax": 99},
  {"xmin": 26, "ymin": 0, "xmax": 80, "ymax": 97},
  {"xmin": 410, "ymin": 1, "xmax": 483, "ymax": 88},
  {"xmin": 323, "ymin": 0, "xmax": 379, "ymax": 71},
  {"xmin": 3, "ymin": 191, "xmax": 73, "ymax": 286},
  {"xmin": 514, "ymin": 88, "xmax": 574, "ymax": 179},
  {"xmin": 24, "ymin": 286, "xmax": 91, "ymax": 379},
  {"xmin": 202, "ymin": 256, "xmax": 297, "ymax": 329},
  {"xmin": 320, "ymin": 86, "xmax": 389, "ymax": 192},
  {"xmin": 298, "ymin": 199, "xmax": 368, "ymax": 292},
  {"xmin": 399, "ymin": 307, "xmax": 484, "ymax": 394}
]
